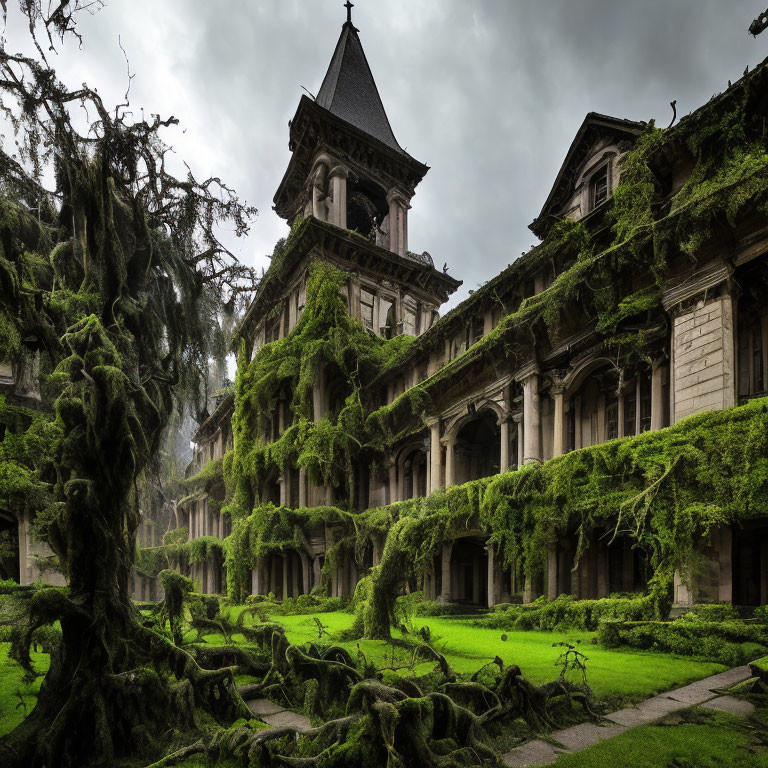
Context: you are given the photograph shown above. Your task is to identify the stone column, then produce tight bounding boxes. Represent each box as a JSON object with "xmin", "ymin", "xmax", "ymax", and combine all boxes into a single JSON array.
[
  {"xmin": 651, "ymin": 358, "xmax": 665, "ymax": 431},
  {"xmin": 349, "ymin": 274, "xmax": 361, "ymax": 319},
  {"xmin": 499, "ymin": 418, "xmax": 510, "ymax": 472},
  {"xmin": 521, "ymin": 371, "xmax": 541, "ymax": 464},
  {"xmin": 291, "ymin": 554, "xmax": 300, "ymax": 598},
  {"xmin": 617, "ymin": 390, "xmax": 625, "ymax": 439},
  {"xmin": 279, "ymin": 471, "xmax": 288, "ymax": 507},
  {"xmin": 439, "ymin": 541, "xmax": 453, "ymax": 601},
  {"xmin": 635, "ymin": 376, "xmax": 642, "ymax": 435},
  {"xmin": 300, "ymin": 551, "xmax": 311, "ymax": 594},
  {"xmin": 483, "ymin": 310, "xmax": 494, "ymax": 336},
  {"xmin": 255, "ymin": 559, "xmax": 265, "ymax": 594},
  {"xmin": 429, "ymin": 420, "xmax": 442, "ymax": 493},
  {"xmin": 444, "ymin": 437, "xmax": 457, "ymax": 487},
  {"xmin": 329, "ymin": 165, "xmax": 348, "ymax": 229},
  {"xmin": 298, "ymin": 468, "xmax": 307, "ymax": 508},
  {"xmin": 674, "ymin": 570, "xmax": 694, "ymax": 606},
  {"xmin": 547, "ymin": 543, "xmax": 558, "ymax": 599},
  {"xmin": 523, "ymin": 575, "xmax": 539, "ymax": 604},
  {"xmin": 552, "ymin": 386, "xmax": 565, "ymax": 458},
  {"xmin": 389, "ymin": 463, "xmax": 398, "ymax": 504},
  {"xmin": 313, "ymin": 556, "xmax": 323, "ymax": 592},
  {"xmin": 312, "ymin": 163, "xmax": 327, "ymax": 221},
  {"xmin": 513, "ymin": 413, "xmax": 523, "ymax": 468},
  {"xmin": 387, "ymin": 189, "xmax": 410, "ymax": 258},
  {"xmin": 282, "ymin": 555, "xmax": 290, "ymax": 601},
  {"xmin": 487, "ymin": 543, "xmax": 497, "ymax": 608},
  {"xmin": 270, "ymin": 556, "xmax": 280, "ymax": 598}
]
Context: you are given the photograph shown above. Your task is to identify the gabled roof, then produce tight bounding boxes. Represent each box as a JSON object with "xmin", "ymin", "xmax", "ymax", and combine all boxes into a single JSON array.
[
  {"xmin": 529, "ymin": 112, "xmax": 648, "ymax": 239},
  {"xmin": 315, "ymin": 21, "xmax": 404, "ymax": 153}
]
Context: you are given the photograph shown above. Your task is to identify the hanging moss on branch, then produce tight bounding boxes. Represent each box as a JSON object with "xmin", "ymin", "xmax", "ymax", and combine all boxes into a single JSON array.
[{"xmin": 0, "ymin": 7, "xmax": 260, "ymax": 765}]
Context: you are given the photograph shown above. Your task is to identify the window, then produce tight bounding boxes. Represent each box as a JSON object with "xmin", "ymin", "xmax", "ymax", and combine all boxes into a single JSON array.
[
  {"xmin": 623, "ymin": 392, "xmax": 636, "ymax": 438},
  {"xmin": 380, "ymin": 297, "xmax": 395, "ymax": 339},
  {"xmin": 738, "ymin": 310, "xmax": 767, "ymax": 401},
  {"xmin": 361, "ymin": 289, "xmax": 375, "ymax": 330},
  {"xmin": 266, "ymin": 316, "xmax": 281, "ymax": 343},
  {"xmin": 590, "ymin": 165, "xmax": 609, "ymax": 209},
  {"xmin": 402, "ymin": 295, "xmax": 418, "ymax": 336},
  {"xmin": 606, "ymin": 399, "xmax": 618, "ymax": 441}
]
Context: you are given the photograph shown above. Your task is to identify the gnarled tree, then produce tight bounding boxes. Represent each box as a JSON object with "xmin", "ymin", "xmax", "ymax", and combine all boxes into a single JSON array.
[{"xmin": 0, "ymin": 4, "xmax": 259, "ymax": 765}]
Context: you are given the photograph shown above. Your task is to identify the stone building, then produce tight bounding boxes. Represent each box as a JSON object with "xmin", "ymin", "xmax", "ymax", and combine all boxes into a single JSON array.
[
  {"xmin": 1, "ymin": 354, "xmax": 65, "ymax": 587},
  {"xmin": 176, "ymin": 13, "xmax": 768, "ymax": 610}
]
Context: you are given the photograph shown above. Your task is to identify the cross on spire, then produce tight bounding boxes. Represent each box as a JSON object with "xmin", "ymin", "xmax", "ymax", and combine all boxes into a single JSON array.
[{"xmin": 344, "ymin": 1, "xmax": 354, "ymax": 24}]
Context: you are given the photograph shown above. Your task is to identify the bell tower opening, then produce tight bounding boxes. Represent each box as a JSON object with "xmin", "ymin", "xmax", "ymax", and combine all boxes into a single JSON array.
[{"xmin": 346, "ymin": 177, "xmax": 388, "ymax": 241}]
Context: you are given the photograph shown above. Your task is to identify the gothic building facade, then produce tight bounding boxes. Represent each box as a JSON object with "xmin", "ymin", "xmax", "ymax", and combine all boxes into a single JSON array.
[{"xmin": 157, "ymin": 15, "xmax": 768, "ymax": 610}]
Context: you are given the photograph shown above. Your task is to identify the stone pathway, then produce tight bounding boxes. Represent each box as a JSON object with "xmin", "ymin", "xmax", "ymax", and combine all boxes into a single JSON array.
[
  {"xmin": 502, "ymin": 665, "xmax": 754, "ymax": 767},
  {"xmin": 245, "ymin": 697, "xmax": 313, "ymax": 731}
]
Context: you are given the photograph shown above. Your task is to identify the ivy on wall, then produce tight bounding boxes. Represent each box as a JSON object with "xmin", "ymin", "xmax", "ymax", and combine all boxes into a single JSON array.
[{"xmin": 139, "ymin": 59, "xmax": 768, "ymax": 639}]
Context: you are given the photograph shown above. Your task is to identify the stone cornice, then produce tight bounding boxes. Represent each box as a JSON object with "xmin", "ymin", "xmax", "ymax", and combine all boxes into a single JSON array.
[{"xmin": 662, "ymin": 260, "xmax": 732, "ymax": 312}]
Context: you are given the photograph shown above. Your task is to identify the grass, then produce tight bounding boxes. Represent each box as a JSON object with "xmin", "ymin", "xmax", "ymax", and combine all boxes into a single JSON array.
[
  {"xmin": 554, "ymin": 707, "xmax": 768, "ymax": 767},
  {"xmin": 0, "ymin": 643, "xmax": 50, "ymax": 737},
  {"xmin": 220, "ymin": 608, "xmax": 725, "ymax": 704}
]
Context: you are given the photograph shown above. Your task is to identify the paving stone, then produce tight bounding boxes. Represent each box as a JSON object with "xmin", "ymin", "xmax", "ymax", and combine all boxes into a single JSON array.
[
  {"xmin": 659, "ymin": 682, "xmax": 719, "ymax": 705},
  {"xmin": 702, "ymin": 666, "xmax": 752, "ymax": 690},
  {"xmin": 261, "ymin": 709, "xmax": 313, "ymax": 731},
  {"xmin": 245, "ymin": 698, "xmax": 285, "ymax": 716},
  {"xmin": 552, "ymin": 722, "xmax": 627, "ymax": 751},
  {"xmin": 701, "ymin": 695, "xmax": 756, "ymax": 717},
  {"xmin": 658, "ymin": 666, "xmax": 752, "ymax": 703},
  {"xmin": 605, "ymin": 706, "xmax": 660, "ymax": 727},
  {"xmin": 636, "ymin": 694, "xmax": 687, "ymax": 717},
  {"xmin": 502, "ymin": 739, "xmax": 561, "ymax": 767}
]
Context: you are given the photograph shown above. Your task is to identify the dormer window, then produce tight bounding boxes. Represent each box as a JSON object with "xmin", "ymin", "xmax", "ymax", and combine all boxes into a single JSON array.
[{"xmin": 590, "ymin": 165, "xmax": 609, "ymax": 210}]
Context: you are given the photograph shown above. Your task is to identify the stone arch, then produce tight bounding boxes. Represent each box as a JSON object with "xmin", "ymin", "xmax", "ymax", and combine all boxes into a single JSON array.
[
  {"xmin": 396, "ymin": 442, "xmax": 428, "ymax": 500},
  {"xmin": 444, "ymin": 398, "xmax": 506, "ymax": 441},
  {"xmin": 562, "ymin": 354, "xmax": 616, "ymax": 397},
  {"xmin": 562, "ymin": 357, "xmax": 620, "ymax": 450},
  {"xmin": 447, "ymin": 408, "xmax": 502, "ymax": 485}
]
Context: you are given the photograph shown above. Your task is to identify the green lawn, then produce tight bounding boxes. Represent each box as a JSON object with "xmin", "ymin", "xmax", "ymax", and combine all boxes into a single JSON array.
[
  {"xmin": 222, "ymin": 609, "xmax": 725, "ymax": 702},
  {"xmin": 554, "ymin": 708, "xmax": 768, "ymax": 767},
  {"xmin": 0, "ymin": 643, "xmax": 50, "ymax": 737}
]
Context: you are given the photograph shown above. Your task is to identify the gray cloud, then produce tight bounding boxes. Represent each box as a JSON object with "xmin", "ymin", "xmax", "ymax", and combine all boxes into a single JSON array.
[{"xmin": 6, "ymin": 0, "xmax": 768, "ymax": 309}]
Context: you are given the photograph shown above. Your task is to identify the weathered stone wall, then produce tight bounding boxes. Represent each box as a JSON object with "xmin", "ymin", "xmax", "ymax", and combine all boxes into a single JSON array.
[{"xmin": 672, "ymin": 293, "xmax": 735, "ymax": 423}]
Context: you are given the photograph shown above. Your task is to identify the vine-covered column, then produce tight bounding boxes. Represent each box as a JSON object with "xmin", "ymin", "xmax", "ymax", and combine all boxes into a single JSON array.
[
  {"xmin": 552, "ymin": 384, "xmax": 566, "ymax": 458},
  {"xmin": 439, "ymin": 541, "xmax": 453, "ymax": 602},
  {"xmin": 428, "ymin": 419, "xmax": 442, "ymax": 492},
  {"xmin": 517, "ymin": 363, "xmax": 542, "ymax": 464},
  {"xmin": 444, "ymin": 436, "xmax": 457, "ymax": 487}
]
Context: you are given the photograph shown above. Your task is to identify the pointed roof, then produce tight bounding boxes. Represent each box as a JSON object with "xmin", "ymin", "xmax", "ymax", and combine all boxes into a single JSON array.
[
  {"xmin": 529, "ymin": 112, "xmax": 647, "ymax": 239},
  {"xmin": 315, "ymin": 21, "xmax": 404, "ymax": 153}
]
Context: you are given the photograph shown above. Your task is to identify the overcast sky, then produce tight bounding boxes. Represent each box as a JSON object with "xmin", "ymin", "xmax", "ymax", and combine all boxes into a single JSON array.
[{"xmin": 5, "ymin": 1, "xmax": 768, "ymax": 311}]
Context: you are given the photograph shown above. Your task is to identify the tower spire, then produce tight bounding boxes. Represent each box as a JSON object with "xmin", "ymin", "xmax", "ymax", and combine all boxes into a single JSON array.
[{"xmin": 344, "ymin": 1, "xmax": 354, "ymax": 25}]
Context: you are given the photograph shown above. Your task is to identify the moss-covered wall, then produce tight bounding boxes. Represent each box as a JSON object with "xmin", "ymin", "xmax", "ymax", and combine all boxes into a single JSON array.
[{"xmin": 140, "ymin": 55, "xmax": 768, "ymax": 631}]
